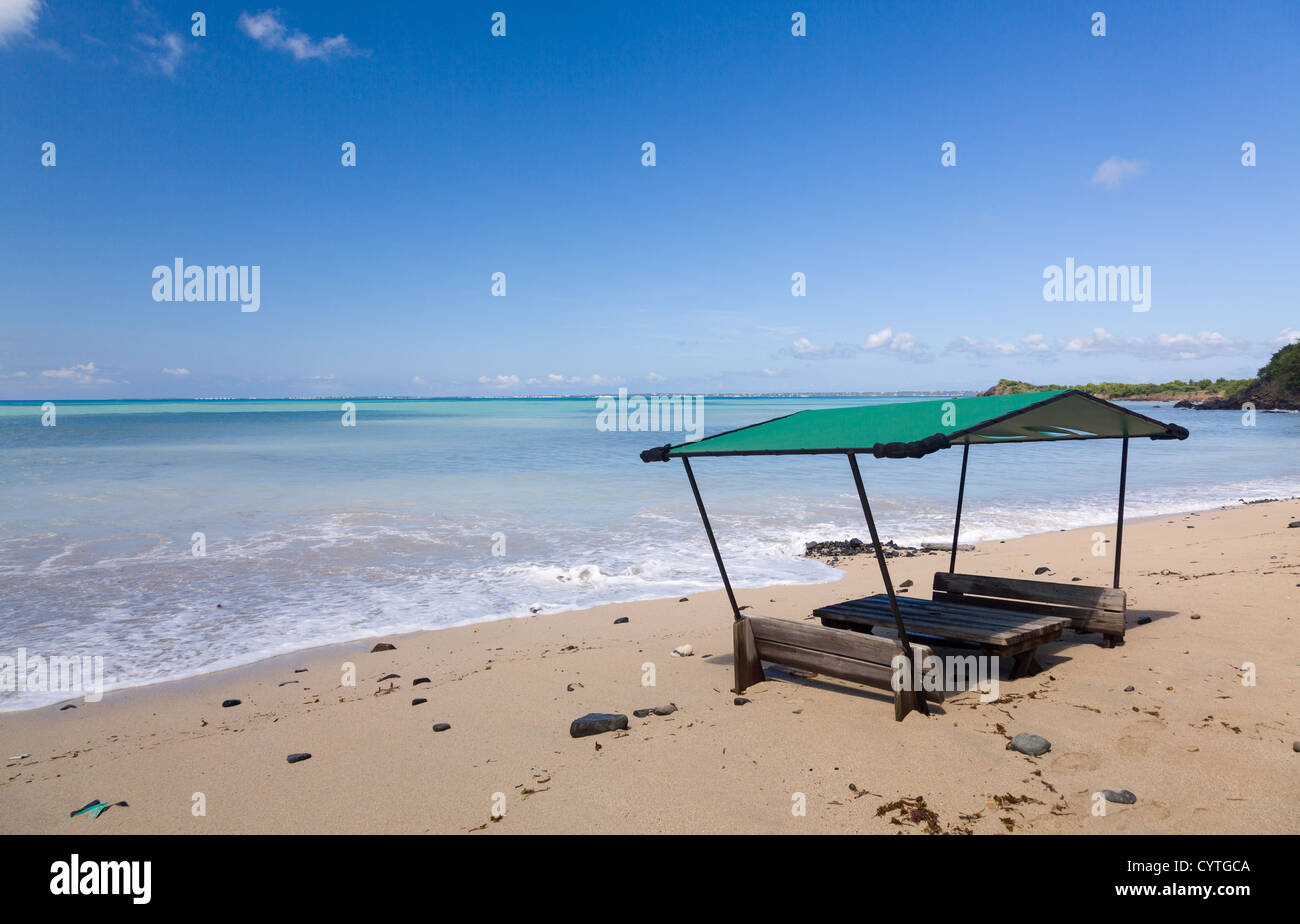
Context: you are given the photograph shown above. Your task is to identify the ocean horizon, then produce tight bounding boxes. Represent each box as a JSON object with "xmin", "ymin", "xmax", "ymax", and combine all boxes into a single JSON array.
[{"xmin": 2, "ymin": 395, "xmax": 1297, "ymax": 710}]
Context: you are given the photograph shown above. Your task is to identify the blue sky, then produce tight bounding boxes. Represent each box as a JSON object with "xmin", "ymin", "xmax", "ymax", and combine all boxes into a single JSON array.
[{"xmin": 2, "ymin": 0, "xmax": 1297, "ymax": 398}]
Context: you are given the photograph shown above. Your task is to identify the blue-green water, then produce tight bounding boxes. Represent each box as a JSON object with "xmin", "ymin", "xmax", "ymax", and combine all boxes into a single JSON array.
[{"xmin": 0, "ymin": 397, "xmax": 1296, "ymax": 709}]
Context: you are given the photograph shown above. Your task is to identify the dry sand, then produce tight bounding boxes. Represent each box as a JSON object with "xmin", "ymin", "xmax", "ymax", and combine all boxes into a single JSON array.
[{"xmin": 2, "ymin": 501, "xmax": 1297, "ymax": 834}]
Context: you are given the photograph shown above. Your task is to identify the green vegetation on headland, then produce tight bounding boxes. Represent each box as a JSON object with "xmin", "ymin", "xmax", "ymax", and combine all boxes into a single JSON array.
[{"xmin": 982, "ymin": 342, "xmax": 1300, "ymax": 410}]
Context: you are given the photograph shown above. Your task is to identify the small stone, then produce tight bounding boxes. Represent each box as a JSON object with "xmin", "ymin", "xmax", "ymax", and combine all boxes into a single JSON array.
[
  {"xmin": 286, "ymin": 753, "xmax": 311, "ymax": 764},
  {"xmin": 1101, "ymin": 789, "xmax": 1137, "ymax": 805},
  {"xmin": 1124, "ymin": 685, "xmax": 1135, "ymax": 692},
  {"xmin": 1034, "ymin": 566, "xmax": 1051, "ymax": 575},
  {"xmin": 678, "ymin": 597, "xmax": 689, "ymax": 602},
  {"xmin": 633, "ymin": 708, "xmax": 653, "ymax": 718},
  {"xmin": 59, "ymin": 704, "xmax": 76, "ymax": 711},
  {"xmin": 413, "ymin": 677, "xmax": 430, "ymax": 686},
  {"xmin": 733, "ymin": 697, "xmax": 750, "ymax": 706},
  {"xmin": 1288, "ymin": 521, "xmax": 1300, "ymax": 528},
  {"xmin": 1071, "ymin": 577, "xmax": 1081, "ymax": 582},
  {"xmin": 529, "ymin": 605, "xmax": 542, "ymax": 614},
  {"xmin": 671, "ymin": 644, "xmax": 694, "ymax": 657},
  {"xmin": 294, "ymin": 668, "xmax": 308, "ymax": 673},
  {"xmin": 613, "ymin": 616, "xmax": 629, "ymax": 624},
  {"xmin": 1007, "ymin": 733, "xmax": 1051, "ymax": 756},
  {"xmin": 899, "ymin": 579, "xmax": 913, "ymax": 588},
  {"xmin": 1137, "ymin": 615, "xmax": 1152, "ymax": 625},
  {"xmin": 432, "ymin": 722, "xmax": 452, "ymax": 732},
  {"xmin": 569, "ymin": 713, "xmax": 627, "ymax": 738},
  {"xmin": 411, "ymin": 698, "xmax": 427, "ymax": 706},
  {"xmin": 652, "ymin": 703, "xmax": 678, "ymax": 716},
  {"xmin": 377, "ymin": 673, "xmax": 399, "ymax": 682},
  {"xmin": 370, "ymin": 643, "xmax": 396, "ymax": 653},
  {"xmin": 738, "ymin": 605, "xmax": 752, "ymax": 611},
  {"xmin": 1293, "ymin": 741, "xmax": 1299, "ymax": 752},
  {"xmin": 1190, "ymin": 613, "xmax": 1200, "ymax": 620},
  {"xmin": 566, "ymin": 682, "xmax": 584, "ymax": 692},
  {"xmin": 221, "ymin": 699, "xmax": 241, "ymax": 708},
  {"xmin": 279, "ymin": 681, "xmax": 298, "ymax": 687}
]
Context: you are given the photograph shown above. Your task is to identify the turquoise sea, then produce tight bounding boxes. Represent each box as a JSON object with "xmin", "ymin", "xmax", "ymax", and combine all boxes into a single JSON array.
[{"xmin": 0, "ymin": 396, "xmax": 1296, "ymax": 709}]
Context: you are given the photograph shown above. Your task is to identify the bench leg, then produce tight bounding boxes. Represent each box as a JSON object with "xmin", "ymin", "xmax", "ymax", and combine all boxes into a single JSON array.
[
  {"xmin": 733, "ymin": 618, "xmax": 766, "ymax": 694},
  {"xmin": 1009, "ymin": 650, "xmax": 1039, "ymax": 679},
  {"xmin": 1103, "ymin": 634, "xmax": 1120, "ymax": 649}
]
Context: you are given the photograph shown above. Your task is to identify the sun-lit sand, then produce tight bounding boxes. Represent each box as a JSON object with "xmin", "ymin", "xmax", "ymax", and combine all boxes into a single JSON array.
[{"xmin": 2, "ymin": 501, "xmax": 1296, "ymax": 834}]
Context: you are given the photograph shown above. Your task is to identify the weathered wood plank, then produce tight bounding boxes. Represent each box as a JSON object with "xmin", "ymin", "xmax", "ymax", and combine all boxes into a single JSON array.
[
  {"xmin": 935, "ymin": 572, "xmax": 1126, "ymax": 612},
  {"xmin": 748, "ymin": 614, "xmax": 907, "ymax": 662},
  {"xmin": 733, "ymin": 616, "xmax": 767, "ymax": 695}
]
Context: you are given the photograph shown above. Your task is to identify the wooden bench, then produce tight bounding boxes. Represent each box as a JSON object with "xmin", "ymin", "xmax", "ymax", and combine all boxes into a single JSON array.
[
  {"xmin": 733, "ymin": 614, "xmax": 941, "ymax": 721},
  {"xmin": 815, "ymin": 594, "xmax": 1068, "ymax": 679},
  {"xmin": 932, "ymin": 572, "xmax": 1126, "ymax": 647}
]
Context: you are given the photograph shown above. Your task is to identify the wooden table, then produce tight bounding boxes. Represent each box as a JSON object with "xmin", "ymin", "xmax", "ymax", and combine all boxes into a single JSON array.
[{"xmin": 814, "ymin": 594, "xmax": 1069, "ymax": 679}]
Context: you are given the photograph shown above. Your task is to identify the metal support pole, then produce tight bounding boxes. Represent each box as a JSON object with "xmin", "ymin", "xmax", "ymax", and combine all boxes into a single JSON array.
[
  {"xmin": 1113, "ymin": 436, "xmax": 1129, "ymax": 589},
  {"xmin": 848, "ymin": 453, "xmax": 928, "ymax": 715},
  {"xmin": 949, "ymin": 442, "xmax": 970, "ymax": 574},
  {"xmin": 681, "ymin": 456, "xmax": 742, "ymax": 621}
]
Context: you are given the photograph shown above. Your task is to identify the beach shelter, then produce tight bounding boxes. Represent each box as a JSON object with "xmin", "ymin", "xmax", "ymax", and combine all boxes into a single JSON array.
[{"xmin": 641, "ymin": 389, "xmax": 1189, "ymax": 719}]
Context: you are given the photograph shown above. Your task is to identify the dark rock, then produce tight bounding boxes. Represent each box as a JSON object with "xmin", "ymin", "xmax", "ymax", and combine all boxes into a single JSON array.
[
  {"xmin": 1293, "ymin": 741, "xmax": 1299, "ymax": 752},
  {"xmin": 633, "ymin": 708, "xmax": 653, "ymax": 718},
  {"xmin": 432, "ymin": 722, "xmax": 452, "ymax": 732},
  {"xmin": 1190, "ymin": 613, "xmax": 1200, "ymax": 620},
  {"xmin": 569, "ymin": 713, "xmax": 626, "ymax": 737},
  {"xmin": 613, "ymin": 616, "xmax": 629, "ymax": 624},
  {"xmin": 899, "ymin": 579, "xmax": 913, "ymax": 588},
  {"xmin": 529, "ymin": 605, "xmax": 542, "ymax": 614},
  {"xmin": 1034, "ymin": 566, "xmax": 1051, "ymax": 575},
  {"xmin": 653, "ymin": 703, "xmax": 678, "ymax": 716},
  {"xmin": 411, "ymin": 698, "xmax": 427, "ymax": 706},
  {"xmin": 1101, "ymin": 789, "xmax": 1137, "ymax": 805},
  {"xmin": 733, "ymin": 697, "xmax": 750, "ymax": 706},
  {"xmin": 377, "ymin": 673, "xmax": 399, "ymax": 682},
  {"xmin": 370, "ymin": 643, "xmax": 396, "ymax": 653},
  {"xmin": 1289, "ymin": 521, "xmax": 1300, "ymax": 529},
  {"xmin": 1007, "ymin": 733, "xmax": 1051, "ymax": 756},
  {"xmin": 1137, "ymin": 615, "xmax": 1152, "ymax": 625},
  {"xmin": 413, "ymin": 677, "xmax": 430, "ymax": 686},
  {"xmin": 59, "ymin": 704, "xmax": 76, "ymax": 711},
  {"xmin": 286, "ymin": 753, "xmax": 311, "ymax": 764},
  {"xmin": 678, "ymin": 597, "xmax": 689, "ymax": 602},
  {"xmin": 221, "ymin": 699, "xmax": 241, "ymax": 708},
  {"xmin": 566, "ymin": 682, "xmax": 584, "ymax": 692},
  {"xmin": 1071, "ymin": 577, "xmax": 1081, "ymax": 582},
  {"xmin": 279, "ymin": 681, "xmax": 298, "ymax": 687},
  {"xmin": 294, "ymin": 668, "xmax": 307, "ymax": 673},
  {"xmin": 738, "ymin": 605, "xmax": 751, "ymax": 611},
  {"xmin": 1124, "ymin": 685, "xmax": 1135, "ymax": 692}
]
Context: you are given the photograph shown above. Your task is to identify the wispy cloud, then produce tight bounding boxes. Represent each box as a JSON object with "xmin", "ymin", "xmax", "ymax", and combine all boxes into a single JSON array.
[
  {"xmin": 1274, "ymin": 328, "xmax": 1300, "ymax": 346},
  {"xmin": 0, "ymin": 0, "xmax": 41, "ymax": 45},
  {"xmin": 1061, "ymin": 327, "xmax": 1251, "ymax": 360},
  {"xmin": 783, "ymin": 328, "xmax": 932, "ymax": 363},
  {"xmin": 161, "ymin": 367, "xmax": 190, "ymax": 376},
  {"xmin": 238, "ymin": 9, "xmax": 366, "ymax": 61},
  {"xmin": 40, "ymin": 361, "xmax": 119, "ymax": 384},
  {"xmin": 1091, "ymin": 156, "xmax": 1148, "ymax": 189},
  {"xmin": 948, "ymin": 334, "xmax": 1049, "ymax": 358},
  {"xmin": 135, "ymin": 31, "xmax": 184, "ymax": 77}
]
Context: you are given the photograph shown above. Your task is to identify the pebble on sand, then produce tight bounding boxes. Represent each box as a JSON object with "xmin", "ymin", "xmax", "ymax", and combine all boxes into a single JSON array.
[
  {"xmin": 413, "ymin": 677, "xmax": 430, "ymax": 686},
  {"xmin": 733, "ymin": 697, "xmax": 751, "ymax": 706},
  {"xmin": 1034, "ymin": 566, "xmax": 1051, "ymax": 575},
  {"xmin": 286, "ymin": 753, "xmax": 311, "ymax": 764},
  {"xmin": 370, "ymin": 643, "xmax": 396, "ymax": 653},
  {"xmin": 569, "ymin": 713, "xmax": 627, "ymax": 738},
  {"xmin": 671, "ymin": 644, "xmax": 694, "ymax": 657},
  {"xmin": 1007, "ymin": 733, "xmax": 1051, "ymax": 756},
  {"xmin": 221, "ymin": 699, "xmax": 241, "ymax": 708},
  {"xmin": 613, "ymin": 616, "xmax": 629, "ymax": 624},
  {"xmin": 432, "ymin": 722, "xmax": 452, "ymax": 732},
  {"xmin": 411, "ymin": 698, "xmax": 427, "ymax": 706},
  {"xmin": 1124, "ymin": 685, "xmax": 1135, "ymax": 692},
  {"xmin": 1101, "ymin": 789, "xmax": 1137, "ymax": 805}
]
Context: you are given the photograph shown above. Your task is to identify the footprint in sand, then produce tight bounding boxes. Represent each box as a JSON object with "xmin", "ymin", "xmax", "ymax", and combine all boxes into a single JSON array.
[
  {"xmin": 1117, "ymin": 718, "xmax": 1166, "ymax": 758},
  {"xmin": 1051, "ymin": 752, "xmax": 1100, "ymax": 772}
]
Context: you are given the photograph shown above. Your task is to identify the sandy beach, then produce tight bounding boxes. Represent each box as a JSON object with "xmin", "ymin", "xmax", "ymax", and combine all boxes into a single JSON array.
[{"xmin": 2, "ymin": 500, "xmax": 1296, "ymax": 835}]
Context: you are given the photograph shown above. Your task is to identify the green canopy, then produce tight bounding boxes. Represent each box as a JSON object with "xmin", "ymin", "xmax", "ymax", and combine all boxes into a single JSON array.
[{"xmin": 641, "ymin": 389, "xmax": 1188, "ymax": 462}]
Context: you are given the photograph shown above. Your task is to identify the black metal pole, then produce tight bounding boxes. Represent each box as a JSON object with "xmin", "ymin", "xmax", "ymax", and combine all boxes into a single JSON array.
[
  {"xmin": 1113, "ymin": 436, "xmax": 1129, "ymax": 589},
  {"xmin": 681, "ymin": 456, "xmax": 742, "ymax": 621},
  {"xmin": 949, "ymin": 442, "xmax": 970, "ymax": 574},
  {"xmin": 848, "ymin": 453, "xmax": 928, "ymax": 715}
]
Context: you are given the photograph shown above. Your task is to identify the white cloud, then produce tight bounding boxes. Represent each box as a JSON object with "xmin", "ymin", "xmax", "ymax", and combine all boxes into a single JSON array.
[
  {"xmin": 136, "ymin": 31, "xmax": 183, "ymax": 76},
  {"xmin": 646, "ymin": 372, "xmax": 665, "ymax": 382},
  {"xmin": 948, "ymin": 333, "xmax": 1049, "ymax": 358},
  {"xmin": 0, "ymin": 0, "xmax": 41, "ymax": 45},
  {"xmin": 478, "ymin": 374, "xmax": 520, "ymax": 388},
  {"xmin": 162, "ymin": 367, "xmax": 190, "ymax": 376},
  {"xmin": 238, "ymin": 10, "xmax": 365, "ymax": 61},
  {"xmin": 1274, "ymin": 328, "xmax": 1300, "ymax": 346},
  {"xmin": 40, "ymin": 361, "xmax": 118, "ymax": 384},
  {"xmin": 1062, "ymin": 327, "xmax": 1251, "ymax": 360},
  {"xmin": 411, "ymin": 375, "xmax": 426, "ymax": 385},
  {"xmin": 784, "ymin": 329, "xmax": 931, "ymax": 363},
  {"xmin": 1091, "ymin": 156, "xmax": 1148, "ymax": 189}
]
